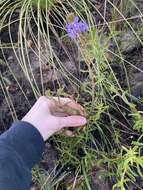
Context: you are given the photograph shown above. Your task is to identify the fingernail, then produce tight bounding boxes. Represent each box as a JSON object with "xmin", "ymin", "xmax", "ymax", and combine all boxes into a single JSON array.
[{"xmin": 79, "ymin": 117, "xmax": 87, "ymax": 125}]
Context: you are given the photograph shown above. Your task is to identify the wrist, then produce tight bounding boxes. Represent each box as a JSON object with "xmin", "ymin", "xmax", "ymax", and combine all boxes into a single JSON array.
[{"xmin": 21, "ymin": 118, "xmax": 46, "ymax": 140}]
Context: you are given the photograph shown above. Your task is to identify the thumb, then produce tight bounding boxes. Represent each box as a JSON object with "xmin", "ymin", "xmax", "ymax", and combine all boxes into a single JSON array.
[{"xmin": 58, "ymin": 116, "xmax": 87, "ymax": 128}]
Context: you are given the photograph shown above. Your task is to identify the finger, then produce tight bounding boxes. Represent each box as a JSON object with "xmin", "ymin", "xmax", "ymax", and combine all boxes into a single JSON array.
[
  {"xmin": 58, "ymin": 116, "xmax": 87, "ymax": 128},
  {"xmin": 53, "ymin": 97, "xmax": 84, "ymax": 111},
  {"xmin": 49, "ymin": 97, "xmax": 85, "ymax": 116},
  {"xmin": 51, "ymin": 97, "xmax": 72, "ymax": 104},
  {"xmin": 63, "ymin": 130, "xmax": 75, "ymax": 137},
  {"xmin": 56, "ymin": 129, "xmax": 75, "ymax": 137}
]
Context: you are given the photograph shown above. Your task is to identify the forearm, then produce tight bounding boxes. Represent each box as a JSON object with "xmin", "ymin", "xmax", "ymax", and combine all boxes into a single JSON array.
[
  {"xmin": 0, "ymin": 96, "xmax": 86, "ymax": 190},
  {"xmin": 0, "ymin": 121, "xmax": 44, "ymax": 190}
]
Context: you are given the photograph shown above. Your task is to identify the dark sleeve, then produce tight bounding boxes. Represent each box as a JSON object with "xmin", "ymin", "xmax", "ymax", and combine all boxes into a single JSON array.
[{"xmin": 0, "ymin": 121, "xmax": 45, "ymax": 190}]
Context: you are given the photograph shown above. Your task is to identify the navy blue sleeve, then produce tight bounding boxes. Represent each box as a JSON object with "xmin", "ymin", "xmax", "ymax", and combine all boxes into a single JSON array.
[{"xmin": 0, "ymin": 121, "xmax": 45, "ymax": 190}]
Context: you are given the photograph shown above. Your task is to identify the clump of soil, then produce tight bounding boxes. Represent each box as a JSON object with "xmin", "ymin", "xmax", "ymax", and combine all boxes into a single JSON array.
[{"xmin": 127, "ymin": 48, "xmax": 143, "ymax": 99}]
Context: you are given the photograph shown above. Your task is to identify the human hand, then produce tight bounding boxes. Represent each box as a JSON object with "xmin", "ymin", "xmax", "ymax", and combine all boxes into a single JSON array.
[{"xmin": 22, "ymin": 96, "xmax": 87, "ymax": 141}]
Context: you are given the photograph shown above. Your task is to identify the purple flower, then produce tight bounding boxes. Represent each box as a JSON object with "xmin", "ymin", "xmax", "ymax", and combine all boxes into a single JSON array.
[
  {"xmin": 73, "ymin": 16, "xmax": 79, "ymax": 23},
  {"xmin": 79, "ymin": 21, "xmax": 89, "ymax": 32},
  {"xmin": 66, "ymin": 16, "xmax": 89, "ymax": 39}
]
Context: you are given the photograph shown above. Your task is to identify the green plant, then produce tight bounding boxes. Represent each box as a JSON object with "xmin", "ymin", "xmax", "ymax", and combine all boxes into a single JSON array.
[
  {"xmin": 130, "ymin": 111, "xmax": 143, "ymax": 133},
  {"xmin": 31, "ymin": 0, "xmax": 56, "ymax": 9},
  {"xmin": 114, "ymin": 145, "xmax": 143, "ymax": 190},
  {"xmin": 98, "ymin": 145, "xmax": 143, "ymax": 190},
  {"xmin": 1, "ymin": 0, "xmax": 143, "ymax": 189},
  {"xmin": 32, "ymin": 166, "xmax": 68, "ymax": 189}
]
